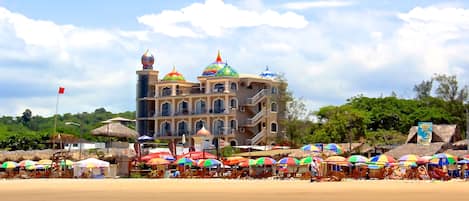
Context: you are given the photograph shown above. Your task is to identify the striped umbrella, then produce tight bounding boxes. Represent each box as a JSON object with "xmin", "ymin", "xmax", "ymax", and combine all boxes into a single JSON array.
[
  {"xmin": 1, "ymin": 161, "xmax": 19, "ymax": 169},
  {"xmin": 19, "ymin": 160, "xmax": 36, "ymax": 168},
  {"xmin": 60, "ymin": 160, "xmax": 74, "ymax": 167},
  {"xmin": 398, "ymin": 154, "xmax": 419, "ymax": 162},
  {"xmin": 255, "ymin": 157, "xmax": 276, "ymax": 166},
  {"xmin": 37, "ymin": 159, "xmax": 53, "ymax": 165},
  {"xmin": 348, "ymin": 155, "xmax": 368, "ymax": 163},
  {"xmin": 430, "ymin": 153, "xmax": 457, "ymax": 166},
  {"xmin": 26, "ymin": 164, "xmax": 47, "ymax": 170},
  {"xmin": 369, "ymin": 155, "xmax": 396, "ymax": 165},
  {"xmin": 239, "ymin": 159, "xmax": 256, "ymax": 167},
  {"xmin": 324, "ymin": 143, "xmax": 344, "ymax": 154},
  {"xmin": 417, "ymin": 156, "xmax": 432, "ymax": 164},
  {"xmin": 463, "ymin": 155, "xmax": 469, "ymax": 160},
  {"xmin": 301, "ymin": 144, "xmax": 321, "ymax": 152},
  {"xmin": 277, "ymin": 157, "xmax": 299, "ymax": 166},
  {"xmin": 399, "ymin": 161, "xmax": 417, "ymax": 167},
  {"xmin": 299, "ymin": 156, "xmax": 323, "ymax": 165},
  {"xmin": 457, "ymin": 159, "xmax": 469, "ymax": 164},
  {"xmin": 175, "ymin": 157, "xmax": 195, "ymax": 166},
  {"xmin": 197, "ymin": 159, "xmax": 221, "ymax": 168},
  {"xmin": 146, "ymin": 158, "xmax": 170, "ymax": 166}
]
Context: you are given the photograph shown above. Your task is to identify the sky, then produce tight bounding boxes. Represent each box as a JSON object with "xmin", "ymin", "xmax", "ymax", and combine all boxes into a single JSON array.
[{"xmin": 0, "ymin": 0, "xmax": 468, "ymax": 117}]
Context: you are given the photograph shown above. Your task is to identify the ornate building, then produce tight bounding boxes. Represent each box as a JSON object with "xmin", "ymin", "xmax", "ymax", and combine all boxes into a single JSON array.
[{"xmin": 136, "ymin": 50, "xmax": 286, "ymax": 146}]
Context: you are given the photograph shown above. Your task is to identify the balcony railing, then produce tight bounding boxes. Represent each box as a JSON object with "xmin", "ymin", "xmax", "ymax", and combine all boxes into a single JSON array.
[
  {"xmin": 245, "ymin": 109, "xmax": 265, "ymax": 127},
  {"xmin": 246, "ymin": 89, "xmax": 268, "ymax": 105}
]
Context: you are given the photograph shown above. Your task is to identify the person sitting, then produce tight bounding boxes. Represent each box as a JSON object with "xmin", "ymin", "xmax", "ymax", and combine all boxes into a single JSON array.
[{"xmin": 417, "ymin": 166, "xmax": 430, "ymax": 180}]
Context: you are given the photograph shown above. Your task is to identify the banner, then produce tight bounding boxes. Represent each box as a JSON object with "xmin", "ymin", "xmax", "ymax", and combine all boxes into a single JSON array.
[{"xmin": 417, "ymin": 122, "xmax": 432, "ymax": 145}]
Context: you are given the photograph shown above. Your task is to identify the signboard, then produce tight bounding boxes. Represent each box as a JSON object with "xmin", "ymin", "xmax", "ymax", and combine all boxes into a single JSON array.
[{"xmin": 417, "ymin": 122, "xmax": 432, "ymax": 145}]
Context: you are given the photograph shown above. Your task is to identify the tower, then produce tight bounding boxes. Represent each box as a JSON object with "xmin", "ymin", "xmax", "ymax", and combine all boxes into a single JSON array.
[{"xmin": 136, "ymin": 49, "xmax": 159, "ymax": 136}]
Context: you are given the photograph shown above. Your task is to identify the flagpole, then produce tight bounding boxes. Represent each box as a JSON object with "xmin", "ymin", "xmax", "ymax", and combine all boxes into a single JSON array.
[{"xmin": 53, "ymin": 90, "xmax": 60, "ymax": 149}]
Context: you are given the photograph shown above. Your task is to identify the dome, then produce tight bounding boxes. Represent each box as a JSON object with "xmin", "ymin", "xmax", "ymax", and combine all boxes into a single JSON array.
[
  {"xmin": 202, "ymin": 50, "xmax": 225, "ymax": 76},
  {"xmin": 162, "ymin": 66, "xmax": 186, "ymax": 82},
  {"xmin": 141, "ymin": 49, "xmax": 155, "ymax": 69},
  {"xmin": 259, "ymin": 66, "xmax": 277, "ymax": 79},
  {"xmin": 195, "ymin": 126, "xmax": 212, "ymax": 137},
  {"xmin": 215, "ymin": 63, "xmax": 239, "ymax": 77}
]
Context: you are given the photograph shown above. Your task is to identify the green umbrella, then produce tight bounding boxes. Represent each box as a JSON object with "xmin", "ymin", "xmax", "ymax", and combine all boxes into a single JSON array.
[
  {"xmin": 255, "ymin": 157, "xmax": 276, "ymax": 166},
  {"xmin": 2, "ymin": 161, "xmax": 19, "ymax": 169}
]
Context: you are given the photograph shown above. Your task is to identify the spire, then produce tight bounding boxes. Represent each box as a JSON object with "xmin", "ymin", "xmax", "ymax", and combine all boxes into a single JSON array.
[
  {"xmin": 216, "ymin": 50, "xmax": 223, "ymax": 63},
  {"xmin": 265, "ymin": 66, "xmax": 269, "ymax": 71},
  {"xmin": 143, "ymin": 49, "xmax": 151, "ymax": 57},
  {"xmin": 172, "ymin": 65, "xmax": 177, "ymax": 72}
]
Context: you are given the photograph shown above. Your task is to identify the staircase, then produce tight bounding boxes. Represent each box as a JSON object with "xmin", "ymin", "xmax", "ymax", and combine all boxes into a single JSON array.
[
  {"xmin": 245, "ymin": 89, "xmax": 267, "ymax": 106},
  {"xmin": 244, "ymin": 109, "xmax": 265, "ymax": 127},
  {"xmin": 249, "ymin": 129, "xmax": 266, "ymax": 145}
]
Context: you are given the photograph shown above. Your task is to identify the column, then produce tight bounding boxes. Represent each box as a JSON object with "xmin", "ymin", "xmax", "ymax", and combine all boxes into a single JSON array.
[
  {"xmin": 224, "ymin": 95, "xmax": 229, "ymax": 114},
  {"xmin": 224, "ymin": 80, "xmax": 229, "ymax": 93},
  {"xmin": 171, "ymin": 85, "xmax": 176, "ymax": 96},
  {"xmin": 224, "ymin": 115, "xmax": 229, "ymax": 135},
  {"xmin": 205, "ymin": 80, "xmax": 210, "ymax": 94},
  {"xmin": 155, "ymin": 85, "xmax": 159, "ymax": 97},
  {"xmin": 172, "ymin": 99, "xmax": 176, "ymax": 116}
]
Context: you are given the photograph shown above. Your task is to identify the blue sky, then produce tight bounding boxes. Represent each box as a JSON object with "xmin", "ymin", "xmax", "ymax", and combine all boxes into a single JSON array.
[{"xmin": 0, "ymin": 0, "xmax": 468, "ymax": 117}]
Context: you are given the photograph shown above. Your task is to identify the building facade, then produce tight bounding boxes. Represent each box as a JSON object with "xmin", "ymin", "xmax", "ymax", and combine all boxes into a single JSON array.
[{"xmin": 136, "ymin": 50, "xmax": 286, "ymax": 146}]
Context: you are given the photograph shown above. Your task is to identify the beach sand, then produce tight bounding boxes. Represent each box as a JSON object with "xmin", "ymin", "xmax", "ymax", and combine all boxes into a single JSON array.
[{"xmin": 1, "ymin": 179, "xmax": 468, "ymax": 201}]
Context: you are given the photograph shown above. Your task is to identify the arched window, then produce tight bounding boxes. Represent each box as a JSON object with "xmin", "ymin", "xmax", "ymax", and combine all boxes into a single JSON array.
[
  {"xmin": 177, "ymin": 121, "xmax": 188, "ymax": 136},
  {"xmin": 213, "ymin": 99, "xmax": 224, "ymax": 114},
  {"xmin": 162, "ymin": 87, "xmax": 171, "ymax": 96},
  {"xmin": 230, "ymin": 98, "xmax": 237, "ymax": 109},
  {"xmin": 213, "ymin": 119, "xmax": 224, "ymax": 135},
  {"xmin": 161, "ymin": 102, "xmax": 171, "ymax": 116},
  {"xmin": 161, "ymin": 122, "xmax": 171, "ymax": 136},
  {"xmin": 271, "ymin": 102, "xmax": 277, "ymax": 112},
  {"xmin": 271, "ymin": 123, "xmax": 278, "ymax": 132},
  {"xmin": 230, "ymin": 140, "xmax": 237, "ymax": 146},
  {"xmin": 178, "ymin": 101, "xmax": 188, "ymax": 115},
  {"xmin": 230, "ymin": 120, "xmax": 237, "ymax": 130},
  {"xmin": 195, "ymin": 100, "xmax": 206, "ymax": 114},
  {"xmin": 230, "ymin": 83, "xmax": 237, "ymax": 91},
  {"xmin": 271, "ymin": 87, "xmax": 278, "ymax": 94},
  {"xmin": 195, "ymin": 120, "xmax": 206, "ymax": 131},
  {"xmin": 214, "ymin": 83, "xmax": 224, "ymax": 93}
]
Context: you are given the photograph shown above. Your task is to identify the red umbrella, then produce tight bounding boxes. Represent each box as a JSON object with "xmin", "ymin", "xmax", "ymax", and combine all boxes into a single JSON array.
[
  {"xmin": 178, "ymin": 151, "xmax": 217, "ymax": 160},
  {"xmin": 141, "ymin": 152, "xmax": 174, "ymax": 161}
]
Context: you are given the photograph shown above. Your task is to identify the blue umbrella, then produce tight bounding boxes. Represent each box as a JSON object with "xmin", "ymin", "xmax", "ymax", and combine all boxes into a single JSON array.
[
  {"xmin": 138, "ymin": 135, "xmax": 154, "ymax": 141},
  {"xmin": 457, "ymin": 159, "xmax": 469, "ymax": 164}
]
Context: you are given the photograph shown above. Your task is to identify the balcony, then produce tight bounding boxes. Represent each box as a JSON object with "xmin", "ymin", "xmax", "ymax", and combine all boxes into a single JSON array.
[{"xmin": 245, "ymin": 89, "xmax": 268, "ymax": 106}]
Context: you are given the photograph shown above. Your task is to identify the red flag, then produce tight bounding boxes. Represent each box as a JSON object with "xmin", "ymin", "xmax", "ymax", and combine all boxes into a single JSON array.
[{"xmin": 58, "ymin": 87, "xmax": 65, "ymax": 94}]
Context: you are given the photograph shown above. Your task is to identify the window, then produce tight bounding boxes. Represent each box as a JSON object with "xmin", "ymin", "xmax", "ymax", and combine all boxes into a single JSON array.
[
  {"xmin": 161, "ymin": 103, "xmax": 171, "ymax": 116},
  {"xmin": 178, "ymin": 101, "xmax": 189, "ymax": 115},
  {"xmin": 213, "ymin": 120, "xmax": 224, "ymax": 135},
  {"xmin": 271, "ymin": 87, "xmax": 278, "ymax": 94},
  {"xmin": 162, "ymin": 87, "xmax": 171, "ymax": 96},
  {"xmin": 230, "ymin": 98, "xmax": 237, "ymax": 109},
  {"xmin": 214, "ymin": 83, "xmax": 224, "ymax": 93},
  {"xmin": 73, "ymin": 144, "xmax": 78, "ymax": 147},
  {"xmin": 195, "ymin": 120, "xmax": 206, "ymax": 131},
  {"xmin": 177, "ymin": 121, "xmax": 188, "ymax": 136},
  {"xmin": 271, "ymin": 102, "xmax": 277, "ymax": 112},
  {"xmin": 195, "ymin": 100, "xmax": 206, "ymax": 114},
  {"xmin": 230, "ymin": 83, "xmax": 237, "ymax": 91},
  {"xmin": 230, "ymin": 120, "xmax": 237, "ymax": 130},
  {"xmin": 213, "ymin": 99, "xmax": 224, "ymax": 114},
  {"xmin": 271, "ymin": 123, "xmax": 278, "ymax": 132},
  {"xmin": 161, "ymin": 122, "xmax": 171, "ymax": 136}
]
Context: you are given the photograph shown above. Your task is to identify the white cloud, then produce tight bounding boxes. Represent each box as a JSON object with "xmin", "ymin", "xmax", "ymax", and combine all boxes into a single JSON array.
[
  {"xmin": 137, "ymin": 0, "xmax": 308, "ymax": 37},
  {"xmin": 284, "ymin": 1, "xmax": 354, "ymax": 10}
]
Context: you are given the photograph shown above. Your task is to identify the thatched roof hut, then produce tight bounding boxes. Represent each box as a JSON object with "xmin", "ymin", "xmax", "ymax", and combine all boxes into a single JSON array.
[
  {"xmin": 406, "ymin": 124, "xmax": 461, "ymax": 143},
  {"xmin": 452, "ymin": 139, "xmax": 469, "ymax": 147},
  {"xmin": 385, "ymin": 142, "xmax": 447, "ymax": 158},
  {"xmin": 91, "ymin": 122, "xmax": 138, "ymax": 139},
  {"xmin": 444, "ymin": 149, "xmax": 469, "ymax": 158}
]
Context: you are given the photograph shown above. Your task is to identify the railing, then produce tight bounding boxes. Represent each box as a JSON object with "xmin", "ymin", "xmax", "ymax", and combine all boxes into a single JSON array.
[
  {"xmin": 250, "ymin": 129, "xmax": 266, "ymax": 145},
  {"xmin": 245, "ymin": 109, "xmax": 265, "ymax": 127},
  {"xmin": 246, "ymin": 89, "xmax": 267, "ymax": 105}
]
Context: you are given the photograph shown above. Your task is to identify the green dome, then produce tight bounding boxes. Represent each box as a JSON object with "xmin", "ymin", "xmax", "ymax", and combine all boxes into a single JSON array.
[
  {"xmin": 162, "ymin": 66, "xmax": 186, "ymax": 82},
  {"xmin": 215, "ymin": 64, "xmax": 239, "ymax": 77}
]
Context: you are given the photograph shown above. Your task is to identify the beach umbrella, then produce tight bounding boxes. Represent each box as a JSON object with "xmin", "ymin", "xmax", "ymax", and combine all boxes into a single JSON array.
[
  {"xmin": 137, "ymin": 135, "xmax": 154, "ymax": 142},
  {"xmin": 141, "ymin": 152, "xmax": 174, "ymax": 161},
  {"xmin": 37, "ymin": 159, "xmax": 53, "ymax": 166},
  {"xmin": 324, "ymin": 143, "xmax": 344, "ymax": 154},
  {"xmin": 60, "ymin": 160, "xmax": 73, "ymax": 167},
  {"xmin": 255, "ymin": 157, "xmax": 276, "ymax": 166},
  {"xmin": 27, "ymin": 164, "xmax": 46, "ymax": 170},
  {"xmin": 463, "ymin": 155, "xmax": 469, "ymax": 160},
  {"xmin": 179, "ymin": 151, "xmax": 217, "ymax": 160},
  {"xmin": 325, "ymin": 156, "xmax": 347, "ymax": 164},
  {"xmin": 19, "ymin": 160, "xmax": 36, "ymax": 168},
  {"xmin": 417, "ymin": 156, "xmax": 432, "ymax": 164},
  {"xmin": 277, "ymin": 157, "xmax": 299, "ymax": 166},
  {"xmin": 399, "ymin": 161, "xmax": 417, "ymax": 167},
  {"xmin": 348, "ymin": 155, "xmax": 368, "ymax": 163},
  {"xmin": 197, "ymin": 159, "xmax": 221, "ymax": 168},
  {"xmin": 398, "ymin": 154, "xmax": 420, "ymax": 162},
  {"xmin": 299, "ymin": 156, "xmax": 323, "ymax": 165},
  {"xmin": 239, "ymin": 159, "xmax": 256, "ymax": 167},
  {"xmin": 224, "ymin": 157, "xmax": 247, "ymax": 166},
  {"xmin": 301, "ymin": 144, "xmax": 321, "ymax": 152},
  {"xmin": 369, "ymin": 154, "xmax": 396, "ymax": 165},
  {"xmin": 75, "ymin": 158, "xmax": 110, "ymax": 168},
  {"xmin": 1, "ymin": 161, "xmax": 19, "ymax": 169},
  {"xmin": 457, "ymin": 159, "xmax": 469, "ymax": 164},
  {"xmin": 146, "ymin": 158, "xmax": 170, "ymax": 166},
  {"xmin": 175, "ymin": 157, "xmax": 195, "ymax": 166},
  {"xmin": 430, "ymin": 153, "xmax": 457, "ymax": 166}
]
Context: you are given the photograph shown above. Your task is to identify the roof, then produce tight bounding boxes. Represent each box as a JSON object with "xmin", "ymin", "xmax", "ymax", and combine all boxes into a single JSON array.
[
  {"xmin": 406, "ymin": 124, "xmax": 460, "ymax": 143},
  {"xmin": 215, "ymin": 63, "xmax": 239, "ymax": 77},
  {"xmin": 103, "ymin": 117, "xmax": 135, "ymax": 123},
  {"xmin": 162, "ymin": 66, "xmax": 186, "ymax": 82},
  {"xmin": 453, "ymin": 139, "xmax": 469, "ymax": 147},
  {"xmin": 91, "ymin": 122, "xmax": 138, "ymax": 139},
  {"xmin": 385, "ymin": 142, "xmax": 446, "ymax": 158},
  {"xmin": 194, "ymin": 126, "xmax": 211, "ymax": 137},
  {"xmin": 444, "ymin": 149, "xmax": 469, "ymax": 158}
]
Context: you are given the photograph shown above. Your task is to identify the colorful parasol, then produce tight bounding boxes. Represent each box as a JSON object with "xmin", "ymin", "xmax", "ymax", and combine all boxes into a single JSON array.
[
  {"xmin": 197, "ymin": 159, "xmax": 221, "ymax": 168},
  {"xmin": 27, "ymin": 164, "xmax": 47, "ymax": 170},
  {"xmin": 255, "ymin": 157, "xmax": 276, "ymax": 166},
  {"xmin": 277, "ymin": 157, "xmax": 299, "ymax": 166},
  {"xmin": 175, "ymin": 157, "xmax": 195, "ymax": 166},
  {"xmin": 146, "ymin": 158, "xmax": 170, "ymax": 166},
  {"xmin": 463, "ymin": 154, "xmax": 469, "ymax": 160},
  {"xmin": 19, "ymin": 160, "xmax": 36, "ymax": 168},
  {"xmin": 179, "ymin": 151, "xmax": 217, "ymax": 160},
  {"xmin": 369, "ymin": 154, "xmax": 396, "ymax": 165},
  {"xmin": 37, "ymin": 159, "xmax": 53, "ymax": 165},
  {"xmin": 60, "ymin": 160, "xmax": 74, "ymax": 167},
  {"xmin": 348, "ymin": 155, "xmax": 369, "ymax": 163},
  {"xmin": 239, "ymin": 159, "xmax": 256, "ymax": 167},
  {"xmin": 325, "ymin": 156, "xmax": 347, "ymax": 164},
  {"xmin": 324, "ymin": 143, "xmax": 344, "ymax": 154},
  {"xmin": 398, "ymin": 154, "xmax": 420, "ymax": 162},
  {"xmin": 75, "ymin": 158, "xmax": 110, "ymax": 168},
  {"xmin": 1, "ymin": 161, "xmax": 19, "ymax": 169},
  {"xmin": 430, "ymin": 153, "xmax": 457, "ymax": 166},
  {"xmin": 417, "ymin": 156, "xmax": 432, "ymax": 164},
  {"xmin": 141, "ymin": 152, "xmax": 174, "ymax": 161},
  {"xmin": 299, "ymin": 156, "xmax": 323, "ymax": 165},
  {"xmin": 457, "ymin": 159, "xmax": 469, "ymax": 164},
  {"xmin": 399, "ymin": 161, "xmax": 417, "ymax": 167},
  {"xmin": 301, "ymin": 144, "xmax": 321, "ymax": 152},
  {"xmin": 224, "ymin": 157, "xmax": 248, "ymax": 166}
]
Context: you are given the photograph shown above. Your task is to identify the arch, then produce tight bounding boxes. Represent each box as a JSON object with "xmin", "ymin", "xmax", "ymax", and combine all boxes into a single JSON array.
[
  {"xmin": 230, "ymin": 140, "xmax": 238, "ymax": 146},
  {"xmin": 178, "ymin": 100, "xmax": 189, "ymax": 115},
  {"xmin": 160, "ymin": 122, "xmax": 171, "ymax": 136},
  {"xmin": 213, "ymin": 83, "xmax": 225, "ymax": 93},
  {"xmin": 230, "ymin": 82, "xmax": 237, "ymax": 91},
  {"xmin": 230, "ymin": 98, "xmax": 238, "ymax": 109},
  {"xmin": 194, "ymin": 99, "xmax": 206, "ymax": 114},
  {"xmin": 194, "ymin": 120, "xmax": 206, "ymax": 132},
  {"xmin": 212, "ymin": 119, "xmax": 224, "ymax": 135},
  {"xmin": 271, "ymin": 122, "xmax": 278, "ymax": 132},
  {"xmin": 161, "ymin": 102, "xmax": 171, "ymax": 116},
  {"xmin": 177, "ymin": 121, "xmax": 188, "ymax": 136},
  {"xmin": 230, "ymin": 119, "xmax": 237, "ymax": 130},
  {"xmin": 213, "ymin": 99, "xmax": 224, "ymax": 114},
  {"xmin": 162, "ymin": 87, "xmax": 171, "ymax": 96},
  {"xmin": 271, "ymin": 102, "xmax": 278, "ymax": 112}
]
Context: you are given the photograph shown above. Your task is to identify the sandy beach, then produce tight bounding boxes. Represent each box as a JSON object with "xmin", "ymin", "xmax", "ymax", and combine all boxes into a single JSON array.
[{"xmin": 1, "ymin": 179, "xmax": 468, "ymax": 201}]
